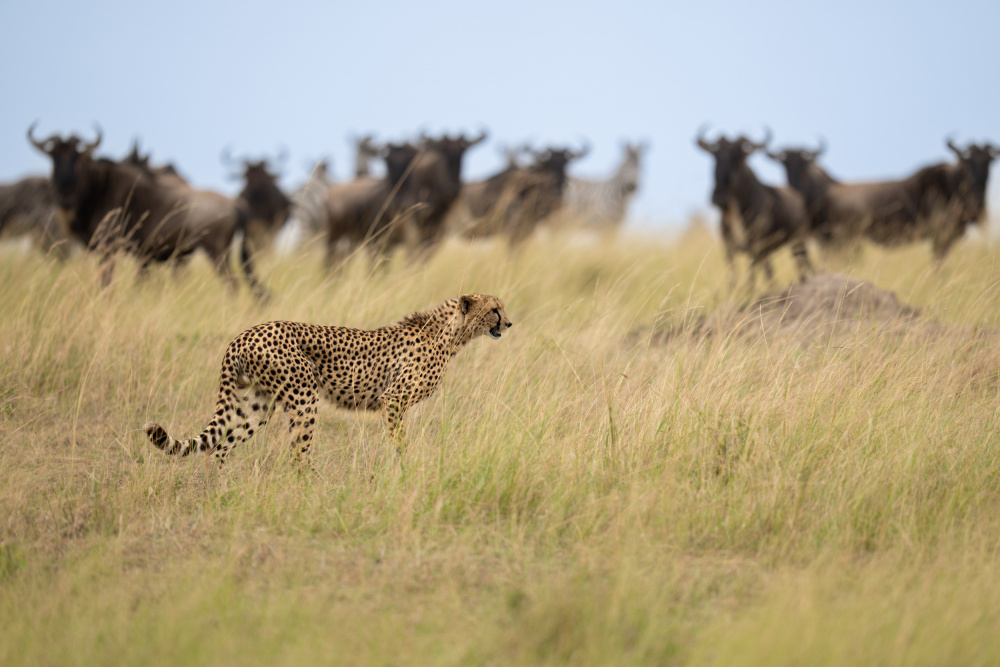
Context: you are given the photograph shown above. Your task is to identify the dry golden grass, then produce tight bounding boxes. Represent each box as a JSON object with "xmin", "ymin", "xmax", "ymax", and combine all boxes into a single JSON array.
[{"xmin": 2, "ymin": 226, "xmax": 1000, "ymax": 665}]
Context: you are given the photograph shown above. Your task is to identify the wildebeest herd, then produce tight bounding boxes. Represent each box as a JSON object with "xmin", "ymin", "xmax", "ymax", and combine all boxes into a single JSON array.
[
  {"xmin": 1, "ymin": 121, "xmax": 995, "ymax": 299},
  {"xmin": 697, "ymin": 127, "xmax": 998, "ymax": 285},
  {"xmin": 0, "ymin": 124, "xmax": 647, "ymax": 301}
]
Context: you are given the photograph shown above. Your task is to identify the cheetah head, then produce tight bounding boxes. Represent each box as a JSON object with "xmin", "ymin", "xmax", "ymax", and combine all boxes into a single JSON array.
[{"xmin": 459, "ymin": 293, "xmax": 512, "ymax": 340}]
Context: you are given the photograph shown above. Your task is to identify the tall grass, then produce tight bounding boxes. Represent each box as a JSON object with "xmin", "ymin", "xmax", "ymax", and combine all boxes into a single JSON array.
[{"xmin": 1, "ymin": 227, "xmax": 999, "ymax": 665}]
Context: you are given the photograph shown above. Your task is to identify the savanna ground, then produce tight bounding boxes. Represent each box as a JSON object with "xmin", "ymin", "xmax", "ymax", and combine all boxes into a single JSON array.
[{"xmin": 2, "ymin": 222, "xmax": 1000, "ymax": 666}]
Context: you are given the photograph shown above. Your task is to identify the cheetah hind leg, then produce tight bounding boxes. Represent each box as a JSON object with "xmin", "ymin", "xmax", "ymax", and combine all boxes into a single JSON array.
[
  {"xmin": 214, "ymin": 387, "xmax": 275, "ymax": 466},
  {"xmin": 277, "ymin": 392, "xmax": 318, "ymax": 470}
]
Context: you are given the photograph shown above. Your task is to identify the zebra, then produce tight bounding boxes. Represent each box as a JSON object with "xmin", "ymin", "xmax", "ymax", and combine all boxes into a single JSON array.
[
  {"xmin": 351, "ymin": 134, "xmax": 381, "ymax": 177},
  {"xmin": 564, "ymin": 141, "xmax": 647, "ymax": 231},
  {"xmin": 280, "ymin": 158, "xmax": 335, "ymax": 252}
]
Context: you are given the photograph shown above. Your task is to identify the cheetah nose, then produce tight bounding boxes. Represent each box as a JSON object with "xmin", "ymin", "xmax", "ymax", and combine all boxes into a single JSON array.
[{"xmin": 507, "ymin": 321, "xmax": 513, "ymax": 328}]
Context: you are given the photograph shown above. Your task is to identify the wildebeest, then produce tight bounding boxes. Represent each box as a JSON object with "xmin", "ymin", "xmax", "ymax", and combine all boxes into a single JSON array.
[
  {"xmin": 564, "ymin": 141, "xmax": 647, "ymax": 232},
  {"xmin": 401, "ymin": 131, "xmax": 487, "ymax": 249},
  {"xmin": 766, "ymin": 139, "xmax": 984, "ymax": 259},
  {"xmin": 696, "ymin": 127, "xmax": 812, "ymax": 284},
  {"xmin": 29, "ymin": 124, "xmax": 268, "ymax": 299},
  {"xmin": 322, "ymin": 141, "xmax": 420, "ymax": 265},
  {"xmin": 938, "ymin": 140, "xmax": 998, "ymax": 252},
  {"xmin": 460, "ymin": 144, "xmax": 589, "ymax": 244},
  {"xmin": 222, "ymin": 149, "xmax": 294, "ymax": 255},
  {"xmin": 122, "ymin": 140, "xmax": 189, "ymax": 191},
  {"xmin": 289, "ymin": 136, "xmax": 384, "ymax": 247},
  {"xmin": 0, "ymin": 174, "xmax": 68, "ymax": 257}
]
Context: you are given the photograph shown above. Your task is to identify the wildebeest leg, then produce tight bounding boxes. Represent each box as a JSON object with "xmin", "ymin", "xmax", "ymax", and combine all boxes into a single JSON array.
[
  {"xmin": 931, "ymin": 216, "xmax": 964, "ymax": 264},
  {"xmin": 135, "ymin": 259, "xmax": 153, "ymax": 283},
  {"xmin": 791, "ymin": 239, "xmax": 813, "ymax": 282},
  {"xmin": 210, "ymin": 249, "xmax": 241, "ymax": 292},
  {"xmin": 239, "ymin": 233, "xmax": 271, "ymax": 303},
  {"xmin": 325, "ymin": 233, "xmax": 351, "ymax": 272},
  {"xmin": 98, "ymin": 252, "xmax": 116, "ymax": 288},
  {"xmin": 750, "ymin": 256, "xmax": 773, "ymax": 288},
  {"xmin": 170, "ymin": 253, "xmax": 192, "ymax": 281},
  {"xmin": 720, "ymin": 221, "xmax": 737, "ymax": 284},
  {"xmin": 932, "ymin": 236, "xmax": 958, "ymax": 267}
]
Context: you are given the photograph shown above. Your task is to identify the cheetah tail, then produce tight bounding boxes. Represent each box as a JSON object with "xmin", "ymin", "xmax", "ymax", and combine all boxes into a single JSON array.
[{"xmin": 143, "ymin": 422, "xmax": 205, "ymax": 457}]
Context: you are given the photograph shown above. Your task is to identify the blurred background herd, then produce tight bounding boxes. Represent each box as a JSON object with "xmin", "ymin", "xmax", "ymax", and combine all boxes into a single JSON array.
[{"xmin": 1, "ymin": 0, "xmax": 997, "ymax": 296}]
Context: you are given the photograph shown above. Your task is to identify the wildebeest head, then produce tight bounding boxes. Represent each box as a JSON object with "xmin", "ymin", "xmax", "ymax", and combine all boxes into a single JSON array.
[
  {"xmin": 947, "ymin": 139, "xmax": 999, "ymax": 222},
  {"xmin": 123, "ymin": 139, "xmax": 151, "ymax": 170},
  {"xmin": 421, "ymin": 131, "xmax": 488, "ymax": 180},
  {"xmin": 696, "ymin": 126, "xmax": 770, "ymax": 208},
  {"xmin": 382, "ymin": 142, "xmax": 420, "ymax": 185},
  {"xmin": 499, "ymin": 143, "xmax": 532, "ymax": 169},
  {"xmin": 530, "ymin": 144, "xmax": 590, "ymax": 181},
  {"xmin": 222, "ymin": 148, "xmax": 293, "ymax": 227},
  {"xmin": 28, "ymin": 122, "xmax": 102, "ymax": 208},
  {"xmin": 241, "ymin": 159, "xmax": 293, "ymax": 227},
  {"xmin": 766, "ymin": 140, "xmax": 825, "ymax": 192}
]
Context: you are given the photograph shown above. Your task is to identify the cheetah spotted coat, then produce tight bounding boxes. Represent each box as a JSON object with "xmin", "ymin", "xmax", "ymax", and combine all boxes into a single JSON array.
[{"xmin": 144, "ymin": 293, "xmax": 512, "ymax": 464}]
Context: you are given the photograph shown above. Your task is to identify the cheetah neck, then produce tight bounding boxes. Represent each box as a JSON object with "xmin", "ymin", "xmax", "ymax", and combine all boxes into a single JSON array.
[{"xmin": 400, "ymin": 300, "xmax": 473, "ymax": 356}]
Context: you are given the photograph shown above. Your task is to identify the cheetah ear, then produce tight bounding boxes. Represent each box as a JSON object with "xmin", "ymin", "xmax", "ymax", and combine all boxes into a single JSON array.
[{"xmin": 459, "ymin": 295, "xmax": 475, "ymax": 315}]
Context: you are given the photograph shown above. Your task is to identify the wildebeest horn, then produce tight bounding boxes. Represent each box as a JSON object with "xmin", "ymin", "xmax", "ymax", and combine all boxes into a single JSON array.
[
  {"xmin": 761, "ymin": 126, "xmax": 773, "ymax": 148},
  {"xmin": 987, "ymin": 144, "xmax": 1000, "ymax": 160},
  {"xmin": 467, "ymin": 129, "xmax": 488, "ymax": 146},
  {"xmin": 275, "ymin": 146, "xmax": 289, "ymax": 172},
  {"xmin": 812, "ymin": 137, "xmax": 827, "ymax": 159},
  {"xmin": 946, "ymin": 137, "xmax": 968, "ymax": 159},
  {"xmin": 26, "ymin": 121, "xmax": 55, "ymax": 153},
  {"xmin": 743, "ymin": 126, "xmax": 772, "ymax": 152},
  {"xmin": 81, "ymin": 125, "xmax": 102, "ymax": 157},
  {"xmin": 695, "ymin": 123, "xmax": 718, "ymax": 152},
  {"xmin": 765, "ymin": 149, "xmax": 784, "ymax": 161},
  {"xmin": 570, "ymin": 141, "xmax": 591, "ymax": 160},
  {"xmin": 220, "ymin": 145, "xmax": 239, "ymax": 168},
  {"xmin": 126, "ymin": 138, "xmax": 146, "ymax": 165}
]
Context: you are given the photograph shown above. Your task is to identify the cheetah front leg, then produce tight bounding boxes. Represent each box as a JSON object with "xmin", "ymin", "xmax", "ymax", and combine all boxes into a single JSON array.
[{"xmin": 383, "ymin": 397, "xmax": 409, "ymax": 456}]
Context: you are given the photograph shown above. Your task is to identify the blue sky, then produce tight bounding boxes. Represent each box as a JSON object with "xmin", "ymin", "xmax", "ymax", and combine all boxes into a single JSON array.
[{"xmin": 1, "ymin": 0, "xmax": 997, "ymax": 225}]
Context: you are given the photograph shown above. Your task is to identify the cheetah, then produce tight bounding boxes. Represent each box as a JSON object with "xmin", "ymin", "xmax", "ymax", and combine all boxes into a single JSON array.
[{"xmin": 143, "ymin": 293, "xmax": 512, "ymax": 465}]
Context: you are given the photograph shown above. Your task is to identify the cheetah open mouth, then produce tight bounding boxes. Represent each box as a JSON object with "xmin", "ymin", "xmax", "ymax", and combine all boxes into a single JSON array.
[{"xmin": 489, "ymin": 309, "xmax": 503, "ymax": 339}]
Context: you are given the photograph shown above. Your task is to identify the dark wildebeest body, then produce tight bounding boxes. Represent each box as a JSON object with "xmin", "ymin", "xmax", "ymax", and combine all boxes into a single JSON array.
[
  {"xmin": 937, "ymin": 140, "xmax": 998, "ymax": 254},
  {"xmin": 30, "ymin": 126, "xmax": 268, "ymax": 299},
  {"xmin": 221, "ymin": 149, "xmax": 294, "ymax": 255},
  {"xmin": 697, "ymin": 129, "xmax": 812, "ymax": 284},
  {"xmin": 236, "ymin": 160, "xmax": 293, "ymax": 256},
  {"xmin": 322, "ymin": 142, "xmax": 420, "ymax": 265},
  {"xmin": 766, "ymin": 140, "xmax": 988, "ymax": 259},
  {"xmin": 0, "ymin": 175, "xmax": 70, "ymax": 256},
  {"xmin": 291, "ymin": 137, "xmax": 382, "ymax": 244},
  {"xmin": 400, "ymin": 132, "xmax": 486, "ymax": 250},
  {"xmin": 122, "ymin": 141, "xmax": 190, "ymax": 191},
  {"xmin": 461, "ymin": 145, "xmax": 588, "ymax": 245}
]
